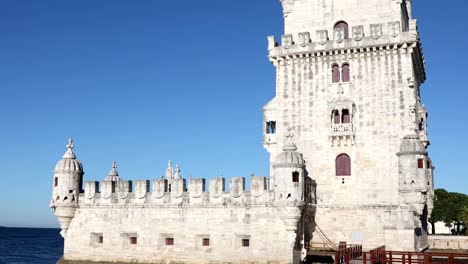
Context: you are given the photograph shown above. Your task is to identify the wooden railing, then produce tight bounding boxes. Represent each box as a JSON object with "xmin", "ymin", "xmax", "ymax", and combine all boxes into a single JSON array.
[
  {"xmin": 334, "ymin": 242, "xmax": 363, "ymax": 264},
  {"xmin": 333, "ymin": 243, "xmax": 468, "ymax": 264},
  {"xmin": 361, "ymin": 251, "xmax": 468, "ymax": 264}
]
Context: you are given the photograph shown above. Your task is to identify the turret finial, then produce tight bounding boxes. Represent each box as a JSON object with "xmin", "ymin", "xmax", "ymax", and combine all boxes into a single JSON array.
[
  {"xmin": 62, "ymin": 138, "xmax": 76, "ymax": 159},
  {"xmin": 105, "ymin": 161, "xmax": 122, "ymax": 181},
  {"xmin": 108, "ymin": 161, "xmax": 119, "ymax": 176}
]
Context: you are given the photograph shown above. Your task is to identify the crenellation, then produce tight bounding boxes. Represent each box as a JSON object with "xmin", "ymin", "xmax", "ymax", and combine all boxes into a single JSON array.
[
  {"xmin": 79, "ymin": 175, "xmax": 277, "ymax": 207},
  {"xmin": 269, "ymin": 21, "xmax": 419, "ymax": 60}
]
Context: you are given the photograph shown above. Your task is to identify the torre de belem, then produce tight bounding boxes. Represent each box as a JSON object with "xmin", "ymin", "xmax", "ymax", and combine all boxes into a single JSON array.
[{"xmin": 50, "ymin": 0, "xmax": 434, "ymax": 263}]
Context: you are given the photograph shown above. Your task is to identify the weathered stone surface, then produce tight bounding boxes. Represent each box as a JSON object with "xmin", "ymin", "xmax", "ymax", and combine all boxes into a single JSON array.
[{"xmin": 50, "ymin": 1, "xmax": 435, "ymax": 263}]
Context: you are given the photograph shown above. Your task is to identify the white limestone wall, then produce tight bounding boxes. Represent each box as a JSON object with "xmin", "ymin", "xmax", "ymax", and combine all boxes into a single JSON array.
[
  {"xmin": 312, "ymin": 206, "xmax": 420, "ymax": 251},
  {"xmin": 64, "ymin": 205, "xmax": 294, "ymax": 264},
  {"xmin": 283, "ymin": 0, "xmax": 404, "ymax": 35},
  {"xmin": 264, "ymin": 9, "xmax": 429, "ymax": 250},
  {"xmin": 269, "ymin": 46, "xmax": 417, "ymax": 205}
]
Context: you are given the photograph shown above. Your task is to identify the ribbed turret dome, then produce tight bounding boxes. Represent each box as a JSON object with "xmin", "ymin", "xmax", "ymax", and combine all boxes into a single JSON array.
[
  {"xmin": 273, "ymin": 143, "xmax": 304, "ymax": 167},
  {"xmin": 398, "ymin": 134, "xmax": 427, "ymax": 155},
  {"xmin": 54, "ymin": 139, "xmax": 83, "ymax": 172}
]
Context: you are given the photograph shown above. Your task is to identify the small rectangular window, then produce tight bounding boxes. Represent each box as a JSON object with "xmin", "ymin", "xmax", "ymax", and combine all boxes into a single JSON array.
[
  {"xmin": 165, "ymin": 238, "xmax": 174, "ymax": 246},
  {"xmin": 99, "ymin": 236, "xmax": 103, "ymax": 244},
  {"xmin": 202, "ymin": 238, "xmax": 210, "ymax": 247},
  {"xmin": 426, "ymin": 160, "xmax": 431, "ymax": 169},
  {"xmin": 130, "ymin": 237, "xmax": 137, "ymax": 245},
  {"xmin": 292, "ymin": 172, "xmax": 300, "ymax": 183},
  {"xmin": 418, "ymin": 159, "xmax": 424, "ymax": 169},
  {"xmin": 54, "ymin": 177, "xmax": 58, "ymax": 187},
  {"xmin": 242, "ymin": 239, "xmax": 250, "ymax": 247}
]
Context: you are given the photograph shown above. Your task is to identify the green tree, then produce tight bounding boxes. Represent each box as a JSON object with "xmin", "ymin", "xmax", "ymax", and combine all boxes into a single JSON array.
[
  {"xmin": 430, "ymin": 189, "xmax": 468, "ymax": 235},
  {"xmin": 460, "ymin": 206, "xmax": 468, "ymax": 235}
]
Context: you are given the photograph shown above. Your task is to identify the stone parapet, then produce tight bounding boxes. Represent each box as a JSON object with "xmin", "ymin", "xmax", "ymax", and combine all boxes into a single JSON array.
[
  {"xmin": 81, "ymin": 176, "xmax": 274, "ymax": 207},
  {"xmin": 268, "ymin": 20, "xmax": 420, "ymax": 58}
]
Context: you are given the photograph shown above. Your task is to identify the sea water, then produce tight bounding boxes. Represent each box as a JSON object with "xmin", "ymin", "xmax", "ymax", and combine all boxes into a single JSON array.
[{"xmin": 0, "ymin": 227, "xmax": 63, "ymax": 264}]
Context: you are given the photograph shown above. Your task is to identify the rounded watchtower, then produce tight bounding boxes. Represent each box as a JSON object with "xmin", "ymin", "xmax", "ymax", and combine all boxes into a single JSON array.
[
  {"xmin": 272, "ymin": 129, "xmax": 306, "ymax": 202},
  {"xmin": 50, "ymin": 139, "xmax": 84, "ymax": 237}
]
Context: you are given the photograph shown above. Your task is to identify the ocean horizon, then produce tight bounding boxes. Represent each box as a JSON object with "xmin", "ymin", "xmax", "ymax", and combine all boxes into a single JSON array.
[{"xmin": 0, "ymin": 227, "xmax": 63, "ymax": 264}]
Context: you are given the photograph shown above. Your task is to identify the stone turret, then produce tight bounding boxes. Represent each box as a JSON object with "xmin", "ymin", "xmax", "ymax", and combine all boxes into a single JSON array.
[
  {"xmin": 397, "ymin": 134, "xmax": 432, "ymax": 251},
  {"xmin": 273, "ymin": 129, "xmax": 310, "ymax": 263},
  {"xmin": 105, "ymin": 161, "xmax": 122, "ymax": 182},
  {"xmin": 50, "ymin": 139, "xmax": 84, "ymax": 238}
]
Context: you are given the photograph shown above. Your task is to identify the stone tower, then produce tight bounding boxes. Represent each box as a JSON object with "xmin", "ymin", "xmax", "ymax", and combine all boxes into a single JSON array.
[
  {"xmin": 50, "ymin": 139, "xmax": 84, "ymax": 238},
  {"xmin": 264, "ymin": 0, "xmax": 434, "ymax": 251}
]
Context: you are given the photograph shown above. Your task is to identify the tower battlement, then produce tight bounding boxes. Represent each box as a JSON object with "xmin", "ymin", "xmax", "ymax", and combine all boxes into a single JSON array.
[
  {"xmin": 82, "ymin": 176, "xmax": 277, "ymax": 207},
  {"xmin": 269, "ymin": 19, "xmax": 419, "ymax": 52}
]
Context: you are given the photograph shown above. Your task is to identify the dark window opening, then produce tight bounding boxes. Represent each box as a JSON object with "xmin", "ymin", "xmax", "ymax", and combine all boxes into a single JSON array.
[
  {"xmin": 342, "ymin": 109, "xmax": 350, "ymax": 124},
  {"xmin": 332, "ymin": 110, "xmax": 340, "ymax": 124},
  {"xmin": 418, "ymin": 159, "xmax": 424, "ymax": 169},
  {"xmin": 341, "ymin": 63, "xmax": 350, "ymax": 82},
  {"xmin": 292, "ymin": 171, "xmax": 300, "ymax": 183},
  {"xmin": 242, "ymin": 239, "xmax": 250, "ymax": 247},
  {"xmin": 336, "ymin": 154, "xmax": 351, "ymax": 176},
  {"xmin": 332, "ymin": 64, "xmax": 340, "ymax": 83},
  {"xmin": 202, "ymin": 238, "xmax": 210, "ymax": 247},
  {"xmin": 130, "ymin": 237, "xmax": 137, "ymax": 245},
  {"xmin": 426, "ymin": 160, "xmax": 431, "ymax": 169},
  {"xmin": 266, "ymin": 121, "xmax": 276, "ymax": 134},
  {"xmin": 54, "ymin": 177, "xmax": 58, "ymax": 187},
  {"xmin": 99, "ymin": 236, "xmax": 103, "ymax": 244},
  {"xmin": 165, "ymin": 238, "xmax": 174, "ymax": 246},
  {"xmin": 334, "ymin": 21, "xmax": 349, "ymax": 39},
  {"xmin": 401, "ymin": 0, "xmax": 409, "ymax": 32},
  {"xmin": 419, "ymin": 118, "xmax": 425, "ymax": 131}
]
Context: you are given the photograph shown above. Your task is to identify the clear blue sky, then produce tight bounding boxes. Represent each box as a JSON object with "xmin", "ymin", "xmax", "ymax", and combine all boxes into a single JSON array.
[{"xmin": 0, "ymin": 0, "xmax": 466, "ymax": 228}]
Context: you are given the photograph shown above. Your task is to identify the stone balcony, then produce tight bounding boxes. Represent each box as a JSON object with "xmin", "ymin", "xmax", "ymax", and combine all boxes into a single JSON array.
[
  {"xmin": 331, "ymin": 123, "xmax": 353, "ymax": 136},
  {"xmin": 330, "ymin": 123, "xmax": 354, "ymax": 147}
]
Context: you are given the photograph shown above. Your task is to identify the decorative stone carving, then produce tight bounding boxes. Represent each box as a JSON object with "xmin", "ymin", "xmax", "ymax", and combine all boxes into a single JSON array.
[
  {"xmin": 334, "ymin": 28, "xmax": 345, "ymax": 43},
  {"xmin": 371, "ymin": 24, "xmax": 383, "ymax": 39},
  {"xmin": 317, "ymin": 30, "xmax": 328, "ymax": 45},
  {"xmin": 298, "ymin": 32, "xmax": 310, "ymax": 47},
  {"xmin": 282, "ymin": 34, "xmax": 293, "ymax": 49},
  {"xmin": 135, "ymin": 180, "xmax": 149, "ymax": 199},
  {"xmin": 101, "ymin": 181, "xmax": 114, "ymax": 199},
  {"xmin": 171, "ymin": 178, "xmax": 185, "ymax": 198},
  {"xmin": 229, "ymin": 177, "xmax": 245, "ymax": 198},
  {"xmin": 85, "ymin": 181, "xmax": 98, "ymax": 200},
  {"xmin": 250, "ymin": 177, "xmax": 267, "ymax": 197},
  {"xmin": 267, "ymin": 36, "xmax": 277, "ymax": 51},
  {"xmin": 352, "ymin": 26, "xmax": 365, "ymax": 41},
  {"xmin": 117, "ymin": 181, "xmax": 132, "ymax": 199},
  {"xmin": 189, "ymin": 178, "xmax": 205, "ymax": 198},
  {"xmin": 389, "ymin": 21, "xmax": 401, "ymax": 37},
  {"xmin": 209, "ymin": 177, "xmax": 225, "ymax": 198},
  {"xmin": 280, "ymin": 0, "xmax": 294, "ymax": 17},
  {"xmin": 152, "ymin": 178, "xmax": 167, "ymax": 199}
]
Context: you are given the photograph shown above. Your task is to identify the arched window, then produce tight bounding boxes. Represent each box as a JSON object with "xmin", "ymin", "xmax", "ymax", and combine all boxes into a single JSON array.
[
  {"xmin": 332, "ymin": 64, "xmax": 340, "ymax": 83},
  {"xmin": 342, "ymin": 109, "xmax": 350, "ymax": 124},
  {"xmin": 332, "ymin": 110, "xmax": 340, "ymax": 124},
  {"xmin": 266, "ymin": 121, "xmax": 276, "ymax": 134},
  {"xmin": 334, "ymin": 21, "xmax": 349, "ymax": 39},
  {"xmin": 336, "ymin": 154, "xmax": 351, "ymax": 176},
  {"xmin": 342, "ymin": 63, "xmax": 350, "ymax": 82}
]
